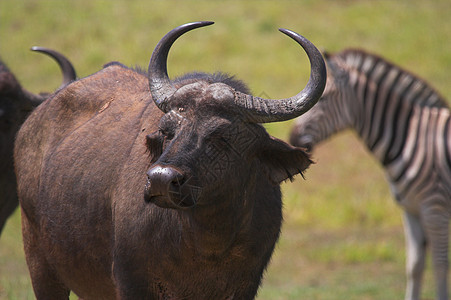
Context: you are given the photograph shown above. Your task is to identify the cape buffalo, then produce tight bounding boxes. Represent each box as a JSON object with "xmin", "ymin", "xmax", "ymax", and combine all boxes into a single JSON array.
[
  {"xmin": 15, "ymin": 22, "xmax": 326, "ymax": 299},
  {"xmin": 0, "ymin": 48, "xmax": 75, "ymax": 235}
]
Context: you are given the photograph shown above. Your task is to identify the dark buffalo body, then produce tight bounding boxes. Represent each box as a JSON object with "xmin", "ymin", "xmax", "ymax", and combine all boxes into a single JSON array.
[
  {"xmin": 0, "ymin": 60, "xmax": 35, "ymax": 234},
  {"xmin": 0, "ymin": 50, "xmax": 75, "ymax": 235},
  {"xmin": 15, "ymin": 22, "xmax": 326, "ymax": 299}
]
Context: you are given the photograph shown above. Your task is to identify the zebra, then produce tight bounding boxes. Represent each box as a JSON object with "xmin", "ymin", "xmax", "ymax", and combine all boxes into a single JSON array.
[{"xmin": 290, "ymin": 49, "xmax": 451, "ymax": 300}]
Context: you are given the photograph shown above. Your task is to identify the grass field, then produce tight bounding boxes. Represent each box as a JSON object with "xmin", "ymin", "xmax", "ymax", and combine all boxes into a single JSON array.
[{"xmin": 1, "ymin": 1, "xmax": 450, "ymax": 299}]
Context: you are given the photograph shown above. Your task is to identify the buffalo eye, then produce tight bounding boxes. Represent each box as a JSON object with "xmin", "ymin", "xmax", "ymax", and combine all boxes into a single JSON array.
[{"xmin": 158, "ymin": 113, "xmax": 181, "ymax": 141}]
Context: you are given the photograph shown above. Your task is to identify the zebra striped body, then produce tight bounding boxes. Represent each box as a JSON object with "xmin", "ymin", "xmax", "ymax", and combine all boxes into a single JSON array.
[{"xmin": 290, "ymin": 49, "xmax": 451, "ymax": 300}]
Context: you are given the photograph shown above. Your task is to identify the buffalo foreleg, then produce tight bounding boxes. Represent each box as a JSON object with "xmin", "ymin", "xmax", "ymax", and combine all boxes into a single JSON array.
[{"xmin": 21, "ymin": 209, "xmax": 71, "ymax": 300}]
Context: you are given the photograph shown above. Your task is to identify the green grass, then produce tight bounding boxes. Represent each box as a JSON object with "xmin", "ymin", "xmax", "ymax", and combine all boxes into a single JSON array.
[{"xmin": 1, "ymin": 0, "xmax": 450, "ymax": 299}]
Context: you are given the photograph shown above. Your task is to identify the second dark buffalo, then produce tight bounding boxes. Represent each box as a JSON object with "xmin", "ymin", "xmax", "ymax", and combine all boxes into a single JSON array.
[{"xmin": 0, "ymin": 47, "xmax": 75, "ymax": 235}]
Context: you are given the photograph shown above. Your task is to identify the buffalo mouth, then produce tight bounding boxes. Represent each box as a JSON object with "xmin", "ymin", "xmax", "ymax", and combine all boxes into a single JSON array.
[
  {"xmin": 144, "ymin": 184, "xmax": 198, "ymax": 209},
  {"xmin": 144, "ymin": 165, "xmax": 201, "ymax": 209}
]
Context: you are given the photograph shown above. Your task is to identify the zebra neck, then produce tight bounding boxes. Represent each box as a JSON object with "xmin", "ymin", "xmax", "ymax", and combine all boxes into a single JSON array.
[{"xmin": 345, "ymin": 51, "xmax": 447, "ymax": 166}]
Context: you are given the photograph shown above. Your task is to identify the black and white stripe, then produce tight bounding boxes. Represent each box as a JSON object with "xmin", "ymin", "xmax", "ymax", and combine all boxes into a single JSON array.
[{"xmin": 290, "ymin": 49, "xmax": 451, "ymax": 300}]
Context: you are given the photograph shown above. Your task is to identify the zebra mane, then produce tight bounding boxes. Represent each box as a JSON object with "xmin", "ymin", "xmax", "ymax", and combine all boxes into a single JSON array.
[{"xmin": 334, "ymin": 48, "xmax": 449, "ymax": 109}]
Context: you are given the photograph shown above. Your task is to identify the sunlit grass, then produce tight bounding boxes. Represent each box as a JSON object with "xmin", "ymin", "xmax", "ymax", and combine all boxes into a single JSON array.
[
  {"xmin": 0, "ymin": 211, "xmax": 33, "ymax": 300},
  {"xmin": 0, "ymin": 0, "xmax": 450, "ymax": 299}
]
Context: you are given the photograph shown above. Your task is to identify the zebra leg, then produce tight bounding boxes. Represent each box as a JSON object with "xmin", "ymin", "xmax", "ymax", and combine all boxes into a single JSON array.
[
  {"xmin": 421, "ymin": 203, "xmax": 449, "ymax": 300},
  {"xmin": 403, "ymin": 211, "xmax": 427, "ymax": 300}
]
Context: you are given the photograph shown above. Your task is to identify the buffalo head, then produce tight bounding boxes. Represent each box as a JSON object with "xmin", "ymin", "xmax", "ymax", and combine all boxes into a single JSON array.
[
  {"xmin": 1, "ymin": 47, "xmax": 76, "ymax": 138},
  {"xmin": 144, "ymin": 22, "xmax": 327, "ymax": 209}
]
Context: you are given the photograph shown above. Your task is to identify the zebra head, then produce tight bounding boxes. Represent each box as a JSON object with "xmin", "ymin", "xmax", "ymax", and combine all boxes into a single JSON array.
[{"xmin": 289, "ymin": 51, "xmax": 356, "ymax": 152}]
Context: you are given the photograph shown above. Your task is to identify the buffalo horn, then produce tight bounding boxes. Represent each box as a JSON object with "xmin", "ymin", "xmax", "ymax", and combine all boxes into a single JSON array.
[
  {"xmin": 31, "ymin": 46, "xmax": 77, "ymax": 90},
  {"xmin": 148, "ymin": 21, "xmax": 214, "ymax": 112},
  {"xmin": 234, "ymin": 29, "xmax": 327, "ymax": 123},
  {"xmin": 20, "ymin": 47, "xmax": 77, "ymax": 107}
]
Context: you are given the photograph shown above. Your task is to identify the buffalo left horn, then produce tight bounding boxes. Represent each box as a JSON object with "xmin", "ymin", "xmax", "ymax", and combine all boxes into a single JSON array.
[
  {"xmin": 20, "ymin": 47, "xmax": 77, "ymax": 107},
  {"xmin": 148, "ymin": 21, "xmax": 214, "ymax": 113},
  {"xmin": 31, "ymin": 46, "xmax": 77, "ymax": 89}
]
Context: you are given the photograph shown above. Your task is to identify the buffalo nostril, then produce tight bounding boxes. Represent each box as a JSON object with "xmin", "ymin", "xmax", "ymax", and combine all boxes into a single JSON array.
[
  {"xmin": 145, "ymin": 165, "xmax": 199, "ymax": 209},
  {"xmin": 170, "ymin": 175, "xmax": 185, "ymax": 188},
  {"xmin": 146, "ymin": 165, "xmax": 184, "ymax": 197}
]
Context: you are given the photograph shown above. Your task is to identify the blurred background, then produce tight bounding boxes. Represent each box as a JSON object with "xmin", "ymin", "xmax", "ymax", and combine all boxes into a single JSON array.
[{"xmin": 1, "ymin": 1, "xmax": 450, "ymax": 299}]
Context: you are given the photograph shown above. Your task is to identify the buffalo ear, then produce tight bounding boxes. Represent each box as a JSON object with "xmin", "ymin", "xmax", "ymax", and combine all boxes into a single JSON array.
[{"xmin": 258, "ymin": 136, "xmax": 312, "ymax": 184}]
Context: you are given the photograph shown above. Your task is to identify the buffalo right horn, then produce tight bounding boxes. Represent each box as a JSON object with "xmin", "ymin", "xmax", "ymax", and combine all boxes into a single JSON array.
[
  {"xmin": 234, "ymin": 29, "xmax": 326, "ymax": 123},
  {"xmin": 148, "ymin": 21, "xmax": 214, "ymax": 113}
]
